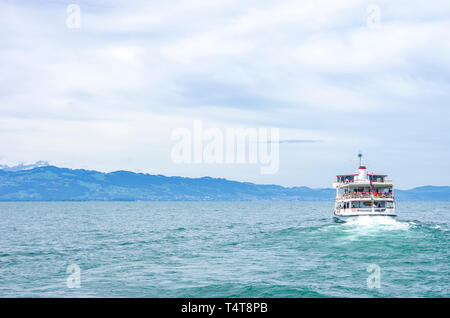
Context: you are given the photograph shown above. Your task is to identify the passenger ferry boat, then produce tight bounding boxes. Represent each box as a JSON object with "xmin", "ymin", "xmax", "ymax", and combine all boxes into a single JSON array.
[{"xmin": 333, "ymin": 154, "xmax": 396, "ymax": 221}]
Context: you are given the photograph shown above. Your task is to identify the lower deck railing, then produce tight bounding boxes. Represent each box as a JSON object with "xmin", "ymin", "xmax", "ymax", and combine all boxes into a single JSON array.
[{"xmin": 339, "ymin": 192, "xmax": 394, "ymax": 199}]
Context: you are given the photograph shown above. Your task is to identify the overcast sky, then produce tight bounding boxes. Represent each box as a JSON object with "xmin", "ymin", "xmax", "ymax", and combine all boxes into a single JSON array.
[{"xmin": 1, "ymin": 0, "xmax": 449, "ymax": 189}]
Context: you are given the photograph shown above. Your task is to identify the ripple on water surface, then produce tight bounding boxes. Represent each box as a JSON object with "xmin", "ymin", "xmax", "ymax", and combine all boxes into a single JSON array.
[{"xmin": 0, "ymin": 201, "xmax": 448, "ymax": 297}]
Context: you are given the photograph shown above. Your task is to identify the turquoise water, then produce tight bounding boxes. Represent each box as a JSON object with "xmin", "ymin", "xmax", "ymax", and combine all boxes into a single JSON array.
[{"xmin": 0, "ymin": 201, "xmax": 448, "ymax": 297}]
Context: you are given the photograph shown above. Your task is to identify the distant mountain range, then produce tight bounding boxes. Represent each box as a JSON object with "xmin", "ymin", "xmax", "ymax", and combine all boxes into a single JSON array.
[{"xmin": 0, "ymin": 165, "xmax": 448, "ymax": 201}]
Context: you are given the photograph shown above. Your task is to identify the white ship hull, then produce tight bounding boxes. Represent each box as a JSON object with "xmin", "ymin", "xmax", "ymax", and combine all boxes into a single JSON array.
[{"xmin": 333, "ymin": 208, "xmax": 397, "ymax": 222}]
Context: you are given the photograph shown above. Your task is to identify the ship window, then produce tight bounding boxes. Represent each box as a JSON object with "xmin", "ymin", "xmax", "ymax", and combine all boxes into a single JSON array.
[
  {"xmin": 351, "ymin": 201, "xmax": 360, "ymax": 208},
  {"xmin": 386, "ymin": 202, "xmax": 394, "ymax": 208},
  {"xmin": 375, "ymin": 201, "xmax": 386, "ymax": 208}
]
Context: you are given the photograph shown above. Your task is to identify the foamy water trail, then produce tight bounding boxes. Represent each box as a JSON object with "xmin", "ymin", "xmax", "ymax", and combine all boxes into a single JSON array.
[{"xmin": 343, "ymin": 216, "xmax": 410, "ymax": 231}]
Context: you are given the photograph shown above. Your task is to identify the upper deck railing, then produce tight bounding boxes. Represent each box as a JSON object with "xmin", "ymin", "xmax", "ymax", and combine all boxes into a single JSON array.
[{"xmin": 337, "ymin": 179, "xmax": 393, "ymax": 184}]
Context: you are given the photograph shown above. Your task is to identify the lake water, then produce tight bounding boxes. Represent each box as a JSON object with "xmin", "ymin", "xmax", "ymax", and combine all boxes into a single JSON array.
[{"xmin": 0, "ymin": 201, "xmax": 448, "ymax": 297}]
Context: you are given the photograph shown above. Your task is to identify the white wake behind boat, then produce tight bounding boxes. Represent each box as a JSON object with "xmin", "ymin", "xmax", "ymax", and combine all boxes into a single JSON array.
[{"xmin": 332, "ymin": 153, "xmax": 396, "ymax": 221}]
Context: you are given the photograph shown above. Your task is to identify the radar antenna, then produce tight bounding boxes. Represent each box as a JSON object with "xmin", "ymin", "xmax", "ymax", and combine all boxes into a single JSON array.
[{"xmin": 358, "ymin": 152, "xmax": 363, "ymax": 167}]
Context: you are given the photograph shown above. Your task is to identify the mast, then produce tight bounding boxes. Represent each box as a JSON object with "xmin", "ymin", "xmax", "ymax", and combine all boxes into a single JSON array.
[{"xmin": 358, "ymin": 152, "xmax": 363, "ymax": 167}]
